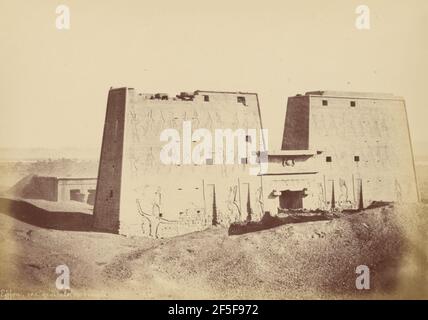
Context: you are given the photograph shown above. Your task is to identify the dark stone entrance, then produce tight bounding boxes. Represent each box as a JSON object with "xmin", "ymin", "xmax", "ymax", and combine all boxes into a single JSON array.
[{"xmin": 279, "ymin": 190, "xmax": 304, "ymax": 210}]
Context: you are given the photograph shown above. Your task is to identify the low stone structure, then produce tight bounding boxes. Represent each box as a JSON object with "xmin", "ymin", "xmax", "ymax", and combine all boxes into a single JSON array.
[{"xmin": 10, "ymin": 175, "xmax": 97, "ymax": 205}]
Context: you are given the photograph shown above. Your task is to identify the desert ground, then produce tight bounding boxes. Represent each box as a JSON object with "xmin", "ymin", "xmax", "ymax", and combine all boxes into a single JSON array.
[{"xmin": 0, "ymin": 158, "xmax": 427, "ymax": 299}]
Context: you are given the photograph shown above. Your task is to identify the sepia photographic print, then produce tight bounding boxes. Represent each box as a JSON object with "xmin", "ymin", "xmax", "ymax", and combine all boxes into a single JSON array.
[{"xmin": 0, "ymin": 0, "xmax": 427, "ymax": 305}]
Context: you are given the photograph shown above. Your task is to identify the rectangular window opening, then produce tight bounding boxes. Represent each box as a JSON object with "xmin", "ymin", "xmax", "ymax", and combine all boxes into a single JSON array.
[{"xmin": 237, "ymin": 96, "xmax": 246, "ymax": 106}]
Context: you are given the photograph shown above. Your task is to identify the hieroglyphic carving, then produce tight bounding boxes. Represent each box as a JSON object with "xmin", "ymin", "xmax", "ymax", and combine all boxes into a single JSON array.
[
  {"xmin": 338, "ymin": 178, "xmax": 349, "ymax": 204},
  {"xmin": 395, "ymin": 179, "xmax": 402, "ymax": 202},
  {"xmin": 136, "ymin": 198, "xmax": 178, "ymax": 238},
  {"xmin": 255, "ymin": 186, "xmax": 264, "ymax": 220},
  {"xmin": 226, "ymin": 185, "xmax": 241, "ymax": 223}
]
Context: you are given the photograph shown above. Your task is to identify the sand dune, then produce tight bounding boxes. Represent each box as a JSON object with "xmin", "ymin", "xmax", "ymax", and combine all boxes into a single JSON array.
[{"xmin": 0, "ymin": 198, "xmax": 426, "ymax": 299}]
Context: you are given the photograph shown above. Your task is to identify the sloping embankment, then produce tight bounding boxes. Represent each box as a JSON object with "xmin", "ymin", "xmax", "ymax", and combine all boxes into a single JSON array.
[{"xmin": 0, "ymin": 202, "xmax": 426, "ymax": 299}]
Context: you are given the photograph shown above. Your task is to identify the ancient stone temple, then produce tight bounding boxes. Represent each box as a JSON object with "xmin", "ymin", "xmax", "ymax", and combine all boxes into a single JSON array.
[
  {"xmin": 93, "ymin": 88, "xmax": 419, "ymax": 238},
  {"xmin": 262, "ymin": 91, "xmax": 419, "ymax": 214}
]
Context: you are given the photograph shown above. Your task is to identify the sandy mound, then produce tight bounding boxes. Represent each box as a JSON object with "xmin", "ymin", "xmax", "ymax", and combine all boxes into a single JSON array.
[
  {"xmin": 5, "ymin": 175, "xmax": 42, "ymax": 199},
  {"xmin": 0, "ymin": 202, "xmax": 427, "ymax": 299}
]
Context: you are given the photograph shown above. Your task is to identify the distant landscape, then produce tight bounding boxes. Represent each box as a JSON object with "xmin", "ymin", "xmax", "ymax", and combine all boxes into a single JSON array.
[{"xmin": 1, "ymin": 146, "xmax": 427, "ymax": 202}]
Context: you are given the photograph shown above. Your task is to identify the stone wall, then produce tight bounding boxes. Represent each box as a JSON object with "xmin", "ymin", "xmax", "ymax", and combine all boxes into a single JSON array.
[
  {"xmin": 93, "ymin": 88, "xmax": 127, "ymax": 233},
  {"xmin": 95, "ymin": 88, "xmax": 265, "ymax": 238},
  {"xmin": 94, "ymin": 88, "xmax": 419, "ymax": 238}
]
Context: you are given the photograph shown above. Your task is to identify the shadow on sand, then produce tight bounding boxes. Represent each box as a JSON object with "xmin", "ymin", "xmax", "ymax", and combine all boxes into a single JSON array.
[
  {"xmin": 229, "ymin": 202, "xmax": 393, "ymax": 236},
  {"xmin": 0, "ymin": 197, "xmax": 94, "ymax": 232},
  {"xmin": 228, "ymin": 212, "xmax": 332, "ymax": 236}
]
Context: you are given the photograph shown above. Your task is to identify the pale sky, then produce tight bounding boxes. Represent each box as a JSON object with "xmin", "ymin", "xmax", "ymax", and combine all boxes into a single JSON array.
[{"xmin": 0, "ymin": 0, "xmax": 427, "ymax": 154}]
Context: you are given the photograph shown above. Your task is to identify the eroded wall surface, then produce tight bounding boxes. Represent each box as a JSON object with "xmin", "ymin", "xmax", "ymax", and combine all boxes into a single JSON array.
[
  {"xmin": 93, "ymin": 88, "xmax": 127, "ymax": 233},
  {"xmin": 96, "ymin": 88, "xmax": 265, "ymax": 237},
  {"xmin": 270, "ymin": 91, "xmax": 419, "ymax": 211}
]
